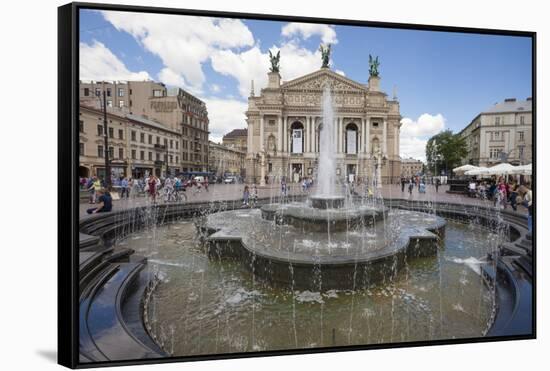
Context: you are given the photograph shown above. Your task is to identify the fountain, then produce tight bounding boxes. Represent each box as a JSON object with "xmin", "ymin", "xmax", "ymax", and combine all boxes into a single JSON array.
[
  {"xmin": 200, "ymin": 84, "xmax": 447, "ymax": 289},
  {"xmin": 77, "ymin": 81, "xmax": 532, "ymax": 362}
]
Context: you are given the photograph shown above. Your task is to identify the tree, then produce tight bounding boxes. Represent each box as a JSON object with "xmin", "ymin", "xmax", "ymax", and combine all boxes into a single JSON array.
[{"xmin": 426, "ymin": 130, "xmax": 467, "ymax": 175}]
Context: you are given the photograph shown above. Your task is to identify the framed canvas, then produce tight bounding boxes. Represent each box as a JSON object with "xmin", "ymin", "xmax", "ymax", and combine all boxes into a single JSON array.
[{"xmin": 58, "ymin": 2, "xmax": 536, "ymax": 368}]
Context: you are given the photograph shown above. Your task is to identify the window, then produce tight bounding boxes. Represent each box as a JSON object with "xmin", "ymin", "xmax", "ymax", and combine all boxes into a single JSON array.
[
  {"xmin": 176, "ymin": 156, "xmax": 179, "ymax": 163},
  {"xmin": 118, "ymin": 88, "xmax": 124, "ymax": 97},
  {"xmin": 79, "ymin": 120, "xmax": 84, "ymax": 133},
  {"xmin": 97, "ymin": 145, "xmax": 104, "ymax": 158},
  {"xmin": 84, "ymin": 88, "xmax": 89, "ymax": 96},
  {"xmin": 140, "ymin": 151, "xmax": 145, "ymax": 160},
  {"xmin": 107, "ymin": 100, "xmax": 113, "ymax": 108},
  {"xmin": 170, "ymin": 140, "xmax": 173, "ymax": 149},
  {"xmin": 118, "ymin": 100, "xmax": 124, "ymax": 108},
  {"xmin": 118, "ymin": 129, "xmax": 123, "ymax": 140},
  {"xmin": 183, "ymin": 152, "xmax": 188, "ymax": 161},
  {"xmin": 140, "ymin": 133, "xmax": 145, "ymax": 143},
  {"xmin": 169, "ymin": 155, "xmax": 173, "ymax": 163},
  {"xmin": 156, "ymin": 153, "xmax": 160, "ymax": 161},
  {"xmin": 79, "ymin": 143, "xmax": 84, "ymax": 156},
  {"xmin": 495, "ymin": 117, "xmax": 501, "ymax": 125},
  {"xmin": 492, "ymin": 131, "xmax": 501, "ymax": 140},
  {"xmin": 520, "ymin": 116, "xmax": 525, "ymax": 125},
  {"xmin": 131, "ymin": 149, "xmax": 136, "ymax": 159},
  {"xmin": 153, "ymin": 89, "xmax": 163, "ymax": 97},
  {"xmin": 519, "ymin": 131, "xmax": 524, "ymax": 141},
  {"xmin": 372, "ymin": 122, "xmax": 379, "ymax": 128},
  {"xmin": 106, "ymin": 88, "xmax": 111, "ymax": 97},
  {"xmin": 148, "ymin": 152, "xmax": 152, "ymax": 161},
  {"xmin": 131, "ymin": 131, "xmax": 136, "ymax": 141},
  {"xmin": 183, "ymin": 140, "xmax": 188, "ymax": 149},
  {"xmin": 97, "ymin": 125, "xmax": 103, "ymax": 136},
  {"xmin": 148, "ymin": 134, "xmax": 152, "ymax": 144},
  {"xmin": 95, "ymin": 88, "xmax": 101, "ymax": 97},
  {"xmin": 489, "ymin": 147, "xmax": 502, "ymax": 159},
  {"xmin": 176, "ymin": 141, "xmax": 179, "ymax": 150},
  {"xmin": 108, "ymin": 147, "xmax": 114, "ymax": 158},
  {"xmin": 156, "ymin": 136, "xmax": 160, "ymax": 144},
  {"xmin": 108, "ymin": 127, "xmax": 114, "ymax": 138},
  {"xmin": 164, "ymin": 154, "xmax": 167, "ymax": 162},
  {"xmin": 118, "ymin": 148, "xmax": 123, "ymax": 159},
  {"xmin": 164, "ymin": 138, "xmax": 168, "ymax": 146}
]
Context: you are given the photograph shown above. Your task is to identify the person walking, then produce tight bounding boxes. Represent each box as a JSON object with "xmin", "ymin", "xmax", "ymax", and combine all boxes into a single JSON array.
[
  {"xmin": 401, "ymin": 177, "xmax": 406, "ymax": 192},
  {"xmin": 408, "ymin": 178, "xmax": 414, "ymax": 196},
  {"xmin": 435, "ymin": 177, "xmax": 440, "ymax": 193},
  {"xmin": 509, "ymin": 183, "xmax": 519, "ymax": 211},
  {"xmin": 243, "ymin": 185, "xmax": 250, "ymax": 206},
  {"xmin": 120, "ymin": 177, "xmax": 129, "ymax": 198},
  {"xmin": 88, "ymin": 176, "xmax": 102, "ymax": 204},
  {"xmin": 147, "ymin": 174, "xmax": 158, "ymax": 203}
]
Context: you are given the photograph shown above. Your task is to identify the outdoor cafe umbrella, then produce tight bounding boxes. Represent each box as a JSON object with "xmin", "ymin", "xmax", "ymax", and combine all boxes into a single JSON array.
[
  {"xmin": 484, "ymin": 163, "xmax": 517, "ymax": 175},
  {"xmin": 511, "ymin": 163, "xmax": 532, "ymax": 175},
  {"xmin": 464, "ymin": 166, "xmax": 489, "ymax": 176},
  {"xmin": 453, "ymin": 164, "xmax": 479, "ymax": 175}
]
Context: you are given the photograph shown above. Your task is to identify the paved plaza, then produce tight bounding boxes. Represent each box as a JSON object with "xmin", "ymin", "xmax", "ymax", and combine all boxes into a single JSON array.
[{"xmin": 80, "ymin": 183, "xmax": 528, "ymax": 218}]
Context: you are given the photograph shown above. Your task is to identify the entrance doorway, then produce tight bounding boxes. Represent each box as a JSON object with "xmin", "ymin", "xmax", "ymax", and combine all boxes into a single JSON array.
[
  {"xmin": 346, "ymin": 164, "xmax": 356, "ymax": 183},
  {"xmin": 291, "ymin": 163, "xmax": 303, "ymax": 183}
]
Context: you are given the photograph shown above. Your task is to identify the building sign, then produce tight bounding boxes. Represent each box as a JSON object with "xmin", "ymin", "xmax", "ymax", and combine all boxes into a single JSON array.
[
  {"xmin": 150, "ymin": 101, "xmax": 177, "ymax": 112},
  {"xmin": 347, "ymin": 129, "xmax": 357, "ymax": 154},
  {"xmin": 292, "ymin": 129, "xmax": 302, "ymax": 153}
]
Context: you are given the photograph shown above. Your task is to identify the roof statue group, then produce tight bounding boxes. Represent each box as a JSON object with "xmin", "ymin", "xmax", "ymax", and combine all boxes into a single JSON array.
[{"xmin": 268, "ymin": 43, "xmax": 380, "ymax": 77}]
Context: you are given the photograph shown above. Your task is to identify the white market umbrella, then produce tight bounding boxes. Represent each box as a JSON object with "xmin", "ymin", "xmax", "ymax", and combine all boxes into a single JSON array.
[
  {"xmin": 453, "ymin": 164, "xmax": 479, "ymax": 175},
  {"xmin": 485, "ymin": 163, "xmax": 517, "ymax": 176},
  {"xmin": 511, "ymin": 163, "xmax": 532, "ymax": 175},
  {"xmin": 465, "ymin": 167, "xmax": 489, "ymax": 176}
]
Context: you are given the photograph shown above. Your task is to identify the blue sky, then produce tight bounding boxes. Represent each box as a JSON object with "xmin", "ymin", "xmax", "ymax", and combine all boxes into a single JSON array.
[{"xmin": 79, "ymin": 9, "xmax": 532, "ymax": 160}]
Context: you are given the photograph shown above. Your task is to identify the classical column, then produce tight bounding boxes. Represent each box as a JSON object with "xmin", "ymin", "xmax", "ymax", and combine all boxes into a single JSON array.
[
  {"xmin": 365, "ymin": 117, "xmax": 370, "ymax": 154},
  {"xmin": 394, "ymin": 124, "xmax": 399, "ymax": 159},
  {"xmin": 247, "ymin": 121, "xmax": 253, "ymax": 154},
  {"xmin": 282, "ymin": 116, "xmax": 287, "ymax": 152},
  {"xmin": 337, "ymin": 117, "xmax": 342, "ymax": 153},
  {"xmin": 260, "ymin": 115, "xmax": 265, "ymax": 152},
  {"xmin": 309, "ymin": 116, "xmax": 314, "ymax": 153},
  {"xmin": 382, "ymin": 119, "xmax": 387, "ymax": 155},
  {"xmin": 305, "ymin": 116, "xmax": 310, "ymax": 153},
  {"xmin": 277, "ymin": 115, "xmax": 283, "ymax": 153}
]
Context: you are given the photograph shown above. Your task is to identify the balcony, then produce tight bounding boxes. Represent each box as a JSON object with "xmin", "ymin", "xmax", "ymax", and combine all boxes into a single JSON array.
[
  {"xmin": 154, "ymin": 144, "xmax": 166, "ymax": 150},
  {"xmin": 154, "ymin": 160, "xmax": 164, "ymax": 166}
]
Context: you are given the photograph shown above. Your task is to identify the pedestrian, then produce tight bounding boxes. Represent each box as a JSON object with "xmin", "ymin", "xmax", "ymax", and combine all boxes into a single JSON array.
[
  {"xmin": 518, "ymin": 184, "xmax": 533, "ymax": 233},
  {"xmin": 243, "ymin": 185, "xmax": 250, "ymax": 206},
  {"xmin": 204, "ymin": 176, "xmax": 209, "ymax": 192},
  {"xmin": 147, "ymin": 174, "xmax": 157, "ymax": 203},
  {"xmin": 435, "ymin": 178, "xmax": 440, "ymax": 193},
  {"xmin": 281, "ymin": 179, "xmax": 287, "ymax": 197},
  {"xmin": 509, "ymin": 183, "xmax": 519, "ymax": 211},
  {"xmin": 87, "ymin": 176, "xmax": 102, "ymax": 204},
  {"xmin": 401, "ymin": 177, "xmax": 406, "ymax": 192},
  {"xmin": 86, "ymin": 189, "xmax": 113, "ymax": 214},
  {"xmin": 120, "ymin": 177, "xmax": 129, "ymax": 198},
  {"xmin": 250, "ymin": 183, "xmax": 258, "ymax": 206},
  {"xmin": 408, "ymin": 179, "xmax": 414, "ymax": 196}
]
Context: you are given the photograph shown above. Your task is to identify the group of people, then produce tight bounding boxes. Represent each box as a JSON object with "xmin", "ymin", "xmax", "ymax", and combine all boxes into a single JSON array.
[{"xmin": 400, "ymin": 176, "xmax": 438, "ymax": 195}]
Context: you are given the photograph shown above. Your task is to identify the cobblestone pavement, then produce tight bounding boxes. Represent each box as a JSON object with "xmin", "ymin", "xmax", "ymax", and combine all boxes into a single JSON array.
[{"xmin": 80, "ymin": 183, "xmax": 528, "ymax": 218}]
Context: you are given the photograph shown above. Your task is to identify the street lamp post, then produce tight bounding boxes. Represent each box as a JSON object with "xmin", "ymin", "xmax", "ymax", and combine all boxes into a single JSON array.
[{"xmin": 101, "ymin": 86, "xmax": 111, "ymax": 189}]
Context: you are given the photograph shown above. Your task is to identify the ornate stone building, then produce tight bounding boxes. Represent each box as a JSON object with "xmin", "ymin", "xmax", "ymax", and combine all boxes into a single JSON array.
[{"xmin": 245, "ymin": 67, "xmax": 402, "ymax": 185}]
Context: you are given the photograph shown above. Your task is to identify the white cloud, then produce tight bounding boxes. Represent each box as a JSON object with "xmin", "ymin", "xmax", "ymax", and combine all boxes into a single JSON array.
[
  {"xmin": 79, "ymin": 40, "xmax": 151, "ymax": 81},
  {"xmin": 335, "ymin": 69, "xmax": 345, "ymax": 76},
  {"xmin": 210, "ymin": 84, "xmax": 221, "ymax": 93},
  {"xmin": 202, "ymin": 97, "xmax": 248, "ymax": 143},
  {"xmin": 282, "ymin": 23, "xmax": 338, "ymax": 44},
  {"xmin": 400, "ymin": 113, "xmax": 446, "ymax": 162},
  {"xmin": 211, "ymin": 41, "xmax": 323, "ymax": 98},
  {"xmin": 101, "ymin": 11, "xmax": 254, "ymax": 91}
]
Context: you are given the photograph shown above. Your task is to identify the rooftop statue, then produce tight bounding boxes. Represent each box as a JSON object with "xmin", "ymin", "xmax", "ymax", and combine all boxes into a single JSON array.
[
  {"xmin": 319, "ymin": 44, "xmax": 331, "ymax": 68},
  {"xmin": 269, "ymin": 50, "xmax": 280, "ymax": 73},
  {"xmin": 369, "ymin": 54, "xmax": 380, "ymax": 77}
]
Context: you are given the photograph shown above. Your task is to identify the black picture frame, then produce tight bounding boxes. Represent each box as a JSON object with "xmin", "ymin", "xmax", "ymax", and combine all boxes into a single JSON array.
[{"xmin": 58, "ymin": 2, "xmax": 536, "ymax": 368}]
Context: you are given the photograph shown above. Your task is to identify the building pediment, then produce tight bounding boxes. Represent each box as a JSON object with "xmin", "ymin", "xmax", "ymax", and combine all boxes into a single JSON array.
[{"xmin": 281, "ymin": 69, "xmax": 368, "ymax": 93}]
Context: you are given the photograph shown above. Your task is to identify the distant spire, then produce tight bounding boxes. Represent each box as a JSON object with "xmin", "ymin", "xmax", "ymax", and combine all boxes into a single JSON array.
[
  {"xmin": 250, "ymin": 80, "xmax": 255, "ymax": 97},
  {"xmin": 393, "ymin": 85, "xmax": 398, "ymax": 100}
]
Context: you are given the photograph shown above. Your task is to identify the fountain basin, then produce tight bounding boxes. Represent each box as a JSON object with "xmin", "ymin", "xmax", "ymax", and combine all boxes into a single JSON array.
[
  {"xmin": 310, "ymin": 195, "xmax": 345, "ymax": 209},
  {"xmin": 201, "ymin": 208, "xmax": 446, "ymax": 290},
  {"xmin": 261, "ymin": 202, "xmax": 387, "ymax": 232}
]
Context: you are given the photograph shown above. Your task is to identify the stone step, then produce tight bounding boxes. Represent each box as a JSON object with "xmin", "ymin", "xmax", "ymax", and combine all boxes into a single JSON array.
[{"xmin": 81, "ymin": 262, "xmax": 163, "ymax": 361}]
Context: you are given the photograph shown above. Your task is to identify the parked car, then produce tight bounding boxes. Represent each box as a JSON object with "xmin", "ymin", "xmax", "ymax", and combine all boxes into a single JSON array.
[{"xmin": 224, "ymin": 176, "xmax": 236, "ymax": 184}]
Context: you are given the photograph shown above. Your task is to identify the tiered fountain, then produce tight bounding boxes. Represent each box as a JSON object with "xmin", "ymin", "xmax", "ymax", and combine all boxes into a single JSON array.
[{"xmin": 201, "ymin": 84, "xmax": 446, "ymax": 289}]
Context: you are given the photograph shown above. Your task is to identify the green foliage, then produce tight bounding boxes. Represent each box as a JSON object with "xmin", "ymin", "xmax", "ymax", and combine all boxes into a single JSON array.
[{"xmin": 426, "ymin": 130, "xmax": 467, "ymax": 175}]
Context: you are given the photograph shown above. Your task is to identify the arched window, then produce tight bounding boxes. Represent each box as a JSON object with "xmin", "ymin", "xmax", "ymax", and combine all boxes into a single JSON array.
[
  {"xmin": 290, "ymin": 121, "xmax": 304, "ymax": 154},
  {"xmin": 346, "ymin": 123, "xmax": 358, "ymax": 154}
]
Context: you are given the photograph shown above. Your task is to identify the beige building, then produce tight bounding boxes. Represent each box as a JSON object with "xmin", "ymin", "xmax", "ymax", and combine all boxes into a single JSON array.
[
  {"xmin": 79, "ymin": 80, "xmax": 210, "ymax": 173},
  {"xmin": 222, "ymin": 128, "xmax": 248, "ymax": 152},
  {"xmin": 459, "ymin": 98, "xmax": 532, "ymax": 167},
  {"xmin": 208, "ymin": 141, "xmax": 246, "ymax": 178},
  {"xmin": 400, "ymin": 157, "xmax": 424, "ymax": 178},
  {"xmin": 246, "ymin": 67, "xmax": 402, "ymax": 185},
  {"xmin": 79, "ymin": 104, "xmax": 182, "ymax": 179}
]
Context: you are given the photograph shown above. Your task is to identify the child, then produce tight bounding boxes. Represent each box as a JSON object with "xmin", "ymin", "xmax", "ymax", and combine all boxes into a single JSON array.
[{"xmin": 243, "ymin": 185, "xmax": 250, "ymax": 206}]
